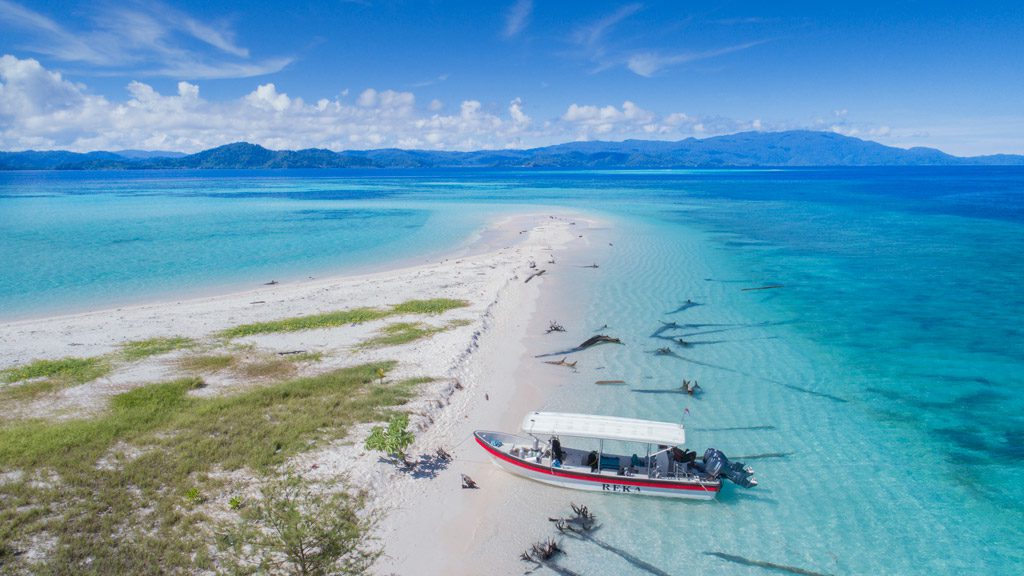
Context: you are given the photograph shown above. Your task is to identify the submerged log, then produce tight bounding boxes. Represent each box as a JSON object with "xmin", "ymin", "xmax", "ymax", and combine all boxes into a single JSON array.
[
  {"xmin": 578, "ymin": 334, "xmax": 622, "ymax": 349},
  {"xmin": 535, "ymin": 334, "xmax": 622, "ymax": 358},
  {"xmin": 704, "ymin": 552, "xmax": 832, "ymax": 576},
  {"xmin": 666, "ymin": 299, "xmax": 701, "ymax": 314},
  {"xmin": 650, "ymin": 321, "xmax": 678, "ymax": 337},
  {"xmin": 733, "ymin": 451, "xmax": 796, "ymax": 460},
  {"xmin": 740, "ymin": 284, "xmax": 784, "ymax": 292},
  {"xmin": 594, "ymin": 380, "xmax": 626, "ymax": 385}
]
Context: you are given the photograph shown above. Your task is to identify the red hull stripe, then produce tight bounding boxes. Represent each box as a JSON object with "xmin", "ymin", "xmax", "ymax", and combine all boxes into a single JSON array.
[{"xmin": 475, "ymin": 435, "xmax": 720, "ymax": 492}]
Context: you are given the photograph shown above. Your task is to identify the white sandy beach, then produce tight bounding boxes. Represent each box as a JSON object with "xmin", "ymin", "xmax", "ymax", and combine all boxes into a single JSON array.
[{"xmin": 0, "ymin": 210, "xmax": 609, "ymax": 574}]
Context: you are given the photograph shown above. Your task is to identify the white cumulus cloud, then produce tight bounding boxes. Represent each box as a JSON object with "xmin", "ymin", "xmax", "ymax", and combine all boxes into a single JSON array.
[
  {"xmin": 0, "ymin": 55, "xmax": 792, "ymax": 153},
  {"xmin": 245, "ymin": 84, "xmax": 292, "ymax": 112}
]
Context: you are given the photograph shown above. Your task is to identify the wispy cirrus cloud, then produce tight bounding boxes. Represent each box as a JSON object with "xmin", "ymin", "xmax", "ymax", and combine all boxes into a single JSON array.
[
  {"xmin": 410, "ymin": 73, "xmax": 450, "ymax": 88},
  {"xmin": 569, "ymin": 3, "xmax": 643, "ymax": 67},
  {"xmin": 626, "ymin": 40, "xmax": 768, "ymax": 77},
  {"xmin": 565, "ymin": 5, "xmax": 764, "ymax": 77},
  {"xmin": 0, "ymin": 0, "xmax": 290, "ymax": 79},
  {"xmin": 503, "ymin": 0, "xmax": 533, "ymax": 39},
  {"xmin": 572, "ymin": 3, "xmax": 643, "ymax": 50}
]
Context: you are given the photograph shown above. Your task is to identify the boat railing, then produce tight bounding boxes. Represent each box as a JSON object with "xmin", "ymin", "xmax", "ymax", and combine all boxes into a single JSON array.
[{"xmin": 671, "ymin": 462, "xmax": 714, "ymax": 483}]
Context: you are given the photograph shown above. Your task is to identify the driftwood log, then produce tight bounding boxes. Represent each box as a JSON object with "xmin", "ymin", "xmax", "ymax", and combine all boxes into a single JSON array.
[
  {"xmin": 543, "ymin": 357, "xmax": 577, "ymax": 368},
  {"xmin": 525, "ymin": 269, "xmax": 547, "ymax": 283},
  {"xmin": 534, "ymin": 334, "xmax": 622, "ymax": 359}
]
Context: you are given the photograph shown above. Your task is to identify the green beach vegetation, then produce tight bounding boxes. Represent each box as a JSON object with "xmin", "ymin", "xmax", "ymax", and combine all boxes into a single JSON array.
[
  {"xmin": 287, "ymin": 350, "xmax": 324, "ymax": 363},
  {"xmin": 358, "ymin": 319, "xmax": 472, "ymax": 349},
  {"xmin": 174, "ymin": 350, "xmax": 325, "ymax": 380},
  {"xmin": 1, "ymin": 356, "xmax": 111, "ymax": 385},
  {"xmin": 119, "ymin": 336, "xmax": 195, "ymax": 361},
  {"xmin": 236, "ymin": 355, "xmax": 299, "ymax": 380},
  {"xmin": 0, "ymin": 361, "xmax": 427, "ymax": 574},
  {"xmin": 177, "ymin": 353, "xmax": 238, "ymax": 373},
  {"xmin": 216, "ymin": 298, "xmax": 469, "ymax": 339},
  {"xmin": 0, "ymin": 356, "xmax": 113, "ymax": 401},
  {"xmin": 389, "ymin": 298, "xmax": 468, "ymax": 315},
  {"xmin": 364, "ymin": 413, "xmax": 416, "ymax": 462},
  {"xmin": 221, "ymin": 473, "xmax": 379, "ymax": 575}
]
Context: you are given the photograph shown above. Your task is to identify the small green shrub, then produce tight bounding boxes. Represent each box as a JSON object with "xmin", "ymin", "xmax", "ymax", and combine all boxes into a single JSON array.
[
  {"xmin": 184, "ymin": 487, "xmax": 203, "ymax": 505},
  {"xmin": 222, "ymin": 473, "xmax": 378, "ymax": 575},
  {"xmin": 228, "ymin": 495, "xmax": 244, "ymax": 510},
  {"xmin": 364, "ymin": 413, "xmax": 415, "ymax": 460}
]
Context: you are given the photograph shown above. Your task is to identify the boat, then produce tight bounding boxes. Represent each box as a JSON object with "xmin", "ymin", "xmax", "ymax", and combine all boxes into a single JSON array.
[{"xmin": 474, "ymin": 411, "xmax": 757, "ymax": 500}]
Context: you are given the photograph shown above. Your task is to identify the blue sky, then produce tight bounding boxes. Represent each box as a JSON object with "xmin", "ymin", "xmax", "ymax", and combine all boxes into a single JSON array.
[{"xmin": 0, "ymin": 0, "xmax": 1021, "ymax": 154}]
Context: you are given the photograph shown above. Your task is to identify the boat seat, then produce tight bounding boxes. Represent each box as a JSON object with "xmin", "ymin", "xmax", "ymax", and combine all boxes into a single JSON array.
[{"xmin": 599, "ymin": 455, "xmax": 620, "ymax": 471}]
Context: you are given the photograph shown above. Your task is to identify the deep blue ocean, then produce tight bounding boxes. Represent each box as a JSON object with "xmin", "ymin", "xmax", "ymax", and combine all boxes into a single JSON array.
[{"xmin": 1, "ymin": 167, "xmax": 1021, "ymax": 573}]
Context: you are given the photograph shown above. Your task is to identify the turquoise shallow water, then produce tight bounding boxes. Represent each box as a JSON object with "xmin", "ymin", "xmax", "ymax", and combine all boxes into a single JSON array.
[
  {"xmin": 1, "ymin": 167, "xmax": 1021, "ymax": 573},
  {"xmin": 0, "ymin": 170, "xmax": 503, "ymax": 319}
]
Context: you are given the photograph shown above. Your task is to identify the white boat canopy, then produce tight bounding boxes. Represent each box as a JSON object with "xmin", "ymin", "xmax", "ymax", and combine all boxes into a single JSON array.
[{"xmin": 521, "ymin": 411, "xmax": 685, "ymax": 446}]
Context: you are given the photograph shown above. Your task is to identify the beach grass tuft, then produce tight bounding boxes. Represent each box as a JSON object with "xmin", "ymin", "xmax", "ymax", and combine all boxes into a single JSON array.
[
  {"xmin": 0, "ymin": 357, "xmax": 113, "ymax": 401},
  {"xmin": 1, "ymin": 356, "xmax": 111, "ymax": 385},
  {"xmin": 358, "ymin": 318, "xmax": 471, "ymax": 349},
  {"xmin": 177, "ymin": 354, "xmax": 237, "ymax": 373},
  {"xmin": 0, "ymin": 362, "xmax": 426, "ymax": 573},
  {"xmin": 237, "ymin": 356, "xmax": 298, "ymax": 380},
  {"xmin": 288, "ymin": 351, "xmax": 324, "ymax": 363},
  {"xmin": 216, "ymin": 298, "xmax": 469, "ymax": 339},
  {"xmin": 217, "ymin": 308, "xmax": 391, "ymax": 339},
  {"xmin": 120, "ymin": 336, "xmax": 195, "ymax": 361},
  {"xmin": 359, "ymin": 322, "xmax": 445, "ymax": 349},
  {"xmin": 390, "ymin": 298, "xmax": 469, "ymax": 315}
]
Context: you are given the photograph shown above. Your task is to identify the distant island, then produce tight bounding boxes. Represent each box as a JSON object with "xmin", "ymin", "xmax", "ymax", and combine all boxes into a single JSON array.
[{"xmin": 2, "ymin": 130, "xmax": 1023, "ymax": 170}]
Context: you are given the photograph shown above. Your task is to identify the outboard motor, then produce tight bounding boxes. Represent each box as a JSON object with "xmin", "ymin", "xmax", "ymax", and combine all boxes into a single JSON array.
[{"xmin": 703, "ymin": 448, "xmax": 757, "ymax": 488}]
